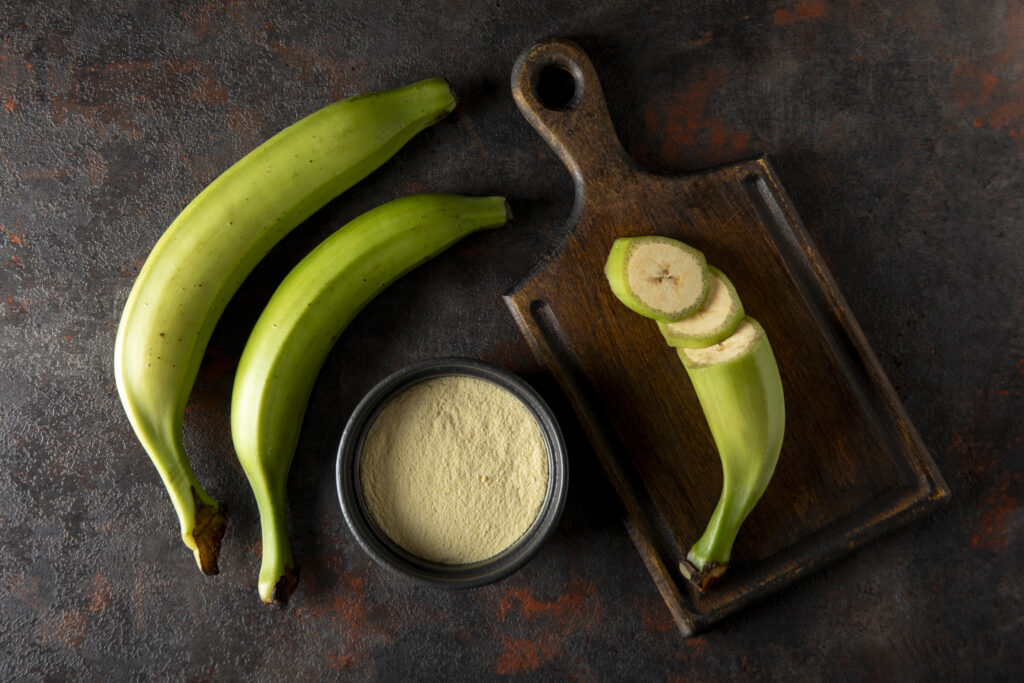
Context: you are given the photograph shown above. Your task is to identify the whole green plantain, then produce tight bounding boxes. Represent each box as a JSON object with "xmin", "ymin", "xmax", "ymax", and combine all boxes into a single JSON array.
[
  {"xmin": 231, "ymin": 193, "xmax": 510, "ymax": 603},
  {"xmin": 114, "ymin": 79, "xmax": 457, "ymax": 574}
]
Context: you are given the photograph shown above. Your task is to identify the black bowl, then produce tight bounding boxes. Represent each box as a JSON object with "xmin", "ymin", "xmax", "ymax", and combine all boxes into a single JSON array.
[{"xmin": 336, "ymin": 357, "xmax": 568, "ymax": 588}]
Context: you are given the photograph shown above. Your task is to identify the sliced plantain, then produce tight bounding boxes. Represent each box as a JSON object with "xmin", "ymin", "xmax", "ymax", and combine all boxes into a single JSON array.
[
  {"xmin": 676, "ymin": 317, "xmax": 785, "ymax": 590},
  {"xmin": 658, "ymin": 266, "xmax": 744, "ymax": 348},
  {"xmin": 604, "ymin": 236, "xmax": 710, "ymax": 322}
]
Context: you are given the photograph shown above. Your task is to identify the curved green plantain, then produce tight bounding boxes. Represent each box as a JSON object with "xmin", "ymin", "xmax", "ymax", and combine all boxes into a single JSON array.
[
  {"xmin": 230, "ymin": 193, "xmax": 510, "ymax": 604},
  {"xmin": 114, "ymin": 79, "xmax": 457, "ymax": 574},
  {"xmin": 677, "ymin": 317, "xmax": 785, "ymax": 590}
]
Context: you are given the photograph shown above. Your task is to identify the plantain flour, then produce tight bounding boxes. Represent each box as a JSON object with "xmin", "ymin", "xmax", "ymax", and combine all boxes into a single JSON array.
[{"xmin": 360, "ymin": 375, "xmax": 549, "ymax": 564}]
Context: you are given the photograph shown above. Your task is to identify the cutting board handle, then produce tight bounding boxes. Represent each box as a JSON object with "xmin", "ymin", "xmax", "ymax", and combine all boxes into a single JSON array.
[{"xmin": 511, "ymin": 38, "xmax": 634, "ymax": 191}]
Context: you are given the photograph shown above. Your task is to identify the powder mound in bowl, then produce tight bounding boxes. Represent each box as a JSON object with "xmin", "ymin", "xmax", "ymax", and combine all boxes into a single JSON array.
[{"xmin": 359, "ymin": 375, "xmax": 549, "ymax": 565}]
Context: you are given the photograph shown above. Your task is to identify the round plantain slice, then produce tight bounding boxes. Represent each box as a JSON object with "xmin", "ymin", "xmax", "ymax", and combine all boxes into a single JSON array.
[
  {"xmin": 658, "ymin": 266, "xmax": 744, "ymax": 348},
  {"xmin": 604, "ymin": 236, "xmax": 710, "ymax": 322}
]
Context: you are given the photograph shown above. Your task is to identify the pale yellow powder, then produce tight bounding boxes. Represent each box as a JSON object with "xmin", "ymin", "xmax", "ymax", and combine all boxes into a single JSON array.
[{"xmin": 359, "ymin": 375, "xmax": 549, "ymax": 564}]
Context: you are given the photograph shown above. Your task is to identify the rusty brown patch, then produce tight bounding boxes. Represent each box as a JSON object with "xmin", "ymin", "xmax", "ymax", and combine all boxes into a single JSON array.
[
  {"xmin": 497, "ymin": 572, "xmax": 599, "ymax": 624},
  {"xmin": 689, "ymin": 29, "xmax": 714, "ymax": 49},
  {"xmin": 289, "ymin": 573, "xmax": 380, "ymax": 676},
  {"xmin": 36, "ymin": 609, "xmax": 89, "ymax": 650},
  {"xmin": 19, "ymin": 166, "xmax": 70, "ymax": 181},
  {"xmin": 4, "ymin": 95, "xmax": 13, "ymax": 112},
  {"xmin": 191, "ymin": 75, "xmax": 228, "ymax": 106},
  {"xmin": 638, "ymin": 600, "xmax": 675, "ymax": 632},
  {"xmin": 0, "ymin": 224, "xmax": 26, "ymax": 244},
  {"xmin": 952, "ymin": 3, "xmax": 1024, "ymax": 137},
  {"xmin": 265, "ymin": 37, "xmax": 322, "ymax": 82},
  {"xmin": 48, "ymin": 95, "xmax": 145, "ymax": 141},
  {"xmin": 494, "ymin": 636, "xmax": 555, "ymax": 674},
  {"xmin": 45, "ymin": 58, "xmax": 208, "ymax": 140},
  {"xmin": 773, "ymin": 1, "xmax": 828, "ymax": 26},
  {"xmin": 226, "ymin": 105, "xmax": 264, "ymax": 150},
  {"xmin": 487, "ymin": 572, "xmax": 603, "ymax": 672},
  {"xmin": 327, "ymin": 63, "xmax": 374, "ymax": 101},
  {"xmin": 329, "ymin": 589, "xmax": 367, "ymax": 624},
  {"xmin": 971, "ymin": 481, "xmax": 1020, "ymax": 550},
  {"xmin": 980, "ymin": 73, "xmax": 998, "ymax": 103},
  {"xmin": 646, "ymin": 68, "xmax": 755, "ymax": 166},
  {"xmin": 658, "ymin": 68, "xmax": 725, "ymax": 153},
  {"xmin": 894, "ymin": 2, "xmax": 943, "ymax": 39},
  {"xmin": 182, "ymin": 1, "xmax": 216, "ymax": 39},
  {"xmin": 87, "ymin": 573, "xmax": 113, "ymax": 612},
  {"xmin": 709, "ymin": 121, "xmax": 751, "ymax": 154},
  {"xmin": 677, "ymin": 634, "xmax": 708, "ymax": 663},
  {"xmin": 327, "ymin": 652, "xmax": 355, "ymax": 669},
  {"xmin": 79, "ymin": 147, "xmax": 107, "ymax": 186},
  {"xmin": 299, "ymin": 569, "xmax": 392, "ymax": 646},
  {"xmin": 7, "ymin": 572, "xmax": 39, "ymax": 606}
]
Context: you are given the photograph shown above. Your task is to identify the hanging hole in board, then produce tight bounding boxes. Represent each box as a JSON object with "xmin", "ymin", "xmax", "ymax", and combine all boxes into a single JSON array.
[{"xmin": 535, "ymin": 64, "xmax": 580, "ymax": 111}]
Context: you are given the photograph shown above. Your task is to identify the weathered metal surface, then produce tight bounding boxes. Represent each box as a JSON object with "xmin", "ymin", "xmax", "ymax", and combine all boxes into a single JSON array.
[{"xmin": 0, "ymin": 0, "xmax": 1020, "ymax": 678}]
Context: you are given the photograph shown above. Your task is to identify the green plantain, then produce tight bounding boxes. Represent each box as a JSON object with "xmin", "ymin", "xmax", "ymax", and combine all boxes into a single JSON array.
[
  {"xmin": 230, "ymin": 193, "xmax": 510, "ymax": 603},
  {"xmin": 114, "ymin": 79, "xmax": 456, "ymax": 574},
  {"xmin": 677, "ymin": 318, "xmax": 785, "ymax": 589}
]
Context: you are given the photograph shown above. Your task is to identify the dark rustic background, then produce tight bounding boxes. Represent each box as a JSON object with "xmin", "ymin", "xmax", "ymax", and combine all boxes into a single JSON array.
[{"xmin": 1, "ymin": 1, "xmax": 1021, "ymax": 679}]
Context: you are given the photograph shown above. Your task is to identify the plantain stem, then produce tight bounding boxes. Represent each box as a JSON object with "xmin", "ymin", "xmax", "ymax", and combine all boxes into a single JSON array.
[
  {"xmin": 687, "ymin": 487, "xmax": 741, "ymax": 569},
  {"xmin": 139, "ymin": 428, "xmax": 226, "ymax": 574},
  {"xmin": 190, "ymin": 487, "xmax": 227, "ymax": 575},
  {"xmin": 681, "ymin": 481, "xmax": 745, "ymax": 591},
  {"xmin": 252, "ymin": 474, "xmax": 297, "ymax": 604}
]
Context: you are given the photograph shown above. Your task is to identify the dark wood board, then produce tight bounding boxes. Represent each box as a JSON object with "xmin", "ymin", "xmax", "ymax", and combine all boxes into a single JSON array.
[{"xmin": 504, "ymin": 38, "xmax": 950, "ymax": 637}]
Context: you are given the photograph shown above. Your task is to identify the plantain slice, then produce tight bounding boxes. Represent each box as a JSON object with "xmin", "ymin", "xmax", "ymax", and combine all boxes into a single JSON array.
[{"xmin": 604, "ymin": 236, "xmax": 710, "ymax": 322}]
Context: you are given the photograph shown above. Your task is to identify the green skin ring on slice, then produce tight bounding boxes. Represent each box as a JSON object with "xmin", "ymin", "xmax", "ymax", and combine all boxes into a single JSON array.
[
  {"xmin": 604, "ymin": 236, "xmax": 710, "ymax": 322},
  {"xmin": 658, "ymin": 266, "xmax": 744, "ymax": 348}
]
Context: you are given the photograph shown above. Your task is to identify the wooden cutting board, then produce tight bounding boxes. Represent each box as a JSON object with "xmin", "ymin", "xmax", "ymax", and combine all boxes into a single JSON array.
[{"xmin": 504, "ymin": 39, "xmax": 949, "ymax": 637}]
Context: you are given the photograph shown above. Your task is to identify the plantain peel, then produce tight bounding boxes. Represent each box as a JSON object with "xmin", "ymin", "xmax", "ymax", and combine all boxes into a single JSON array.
[{"xmin": 114, "ymin": 78, "xmax": 457, "ymax": 574}]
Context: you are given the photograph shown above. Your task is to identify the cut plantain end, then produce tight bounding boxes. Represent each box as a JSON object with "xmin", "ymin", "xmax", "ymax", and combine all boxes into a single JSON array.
[
  {"xmin": 658, "ymin": 265, "xmax": 744, "ymax": 348},
  {"xmin": 604, "ymin": 236, "xmax": 710, "ymax": 322},
  {"xmin": 677, "ymin": 317, "xmax": 763, "ymax": 368}
]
